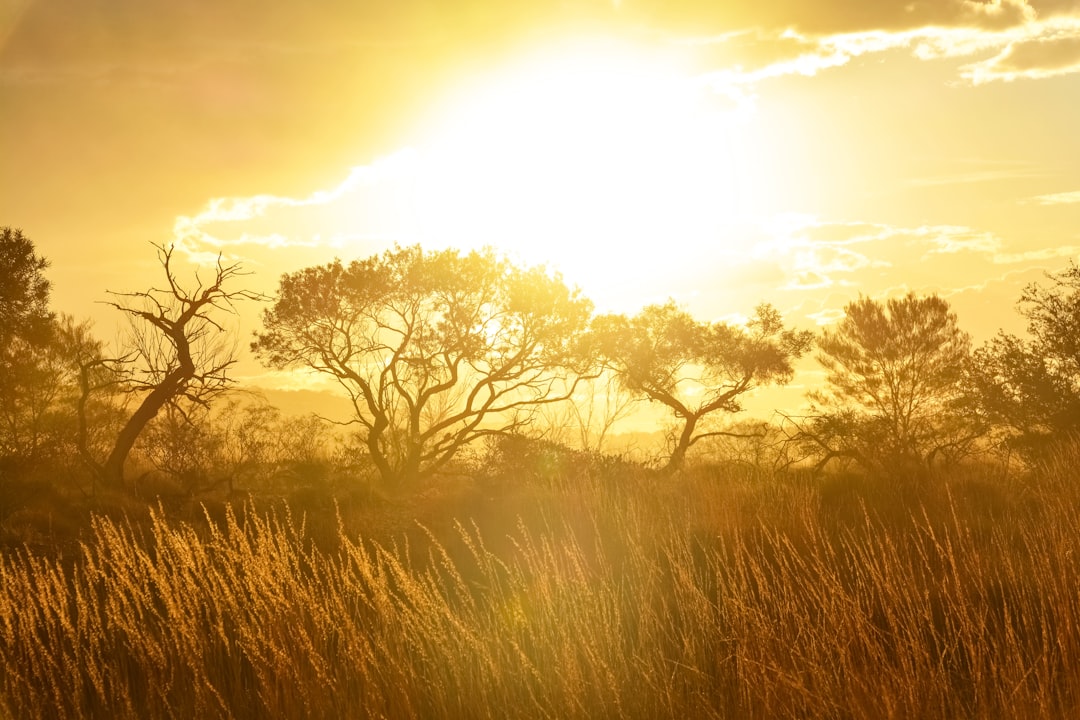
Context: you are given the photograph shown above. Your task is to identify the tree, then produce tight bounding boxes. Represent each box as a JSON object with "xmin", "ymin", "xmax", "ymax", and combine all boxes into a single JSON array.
[
  {"xmin": 794, "ymin": 293, "xmax": 982, "ymax": 475},
  {"xmin": 85, "ymin": 243, "xmax": 262, "ymax": 488},
  {"xmin": 592, "ymin": 301, "xmax": 812, "ymax": 472},
  {"xmin": 0, "ymin": 315, "xmax": 102, "ymax": 463},
  {"xmin": 0, "ymin": 227, "xmax": 66, "ymax": 465},
  {"xmin": 213, "ymin": 398, "xmax": 284, "ymax": 494},
  {"xmin": 564, "ymin": 371, "xmax": 641, "ymax": 454},
  {"xmin": 973, "ymin": 263, "xmax": 1080, "ymax": 460},
  {"xmin": 253, "ymin": 244, "xmax": 596, "ymax": 486},
  {"xmin": 0, "ymin": 227, "xmax": 53, "ymax": 347},
  {"xmin": 142, "ymin": 401, "xmax": 222, "ymax": 495}
]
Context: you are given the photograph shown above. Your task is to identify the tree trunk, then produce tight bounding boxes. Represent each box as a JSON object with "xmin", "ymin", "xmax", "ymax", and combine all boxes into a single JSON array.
[
  {"xmin": 101, "ymin": 370, "xmax": 186, "ymax": 488},
  {"xmin": 664, "ymin": 415, "xmax": 698, "ymax": 474}
]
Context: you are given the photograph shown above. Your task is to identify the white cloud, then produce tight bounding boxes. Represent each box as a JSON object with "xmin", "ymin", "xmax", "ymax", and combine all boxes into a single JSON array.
[
  {"xmin": 748, "ymin": 214, "xmax": 1080, "ymax": 306},
  {"xmin": 694, "ymin": 13, "xmax": 1080, "ymax": 92},
  {"xmin": 783, "ymin": 271, "xmax": 835, "ymax": 291},
  {"xmin": 171, "ymin": 149, "xmax": 422, "ymax": 265},
  {"xmin": 805, "ymin": 307, "xmax": 847, "ymax": 325},
  {"xmin": 993, "ymin": 245, "xmax": 1080, "ymax": 263},
  {"xmin": 917, "ymin": 227, "xmax": 1002, "ymax": 256},
  {"xmin": 1028, "ymin": 189, "xmax": 1080, "ymax": 205}
]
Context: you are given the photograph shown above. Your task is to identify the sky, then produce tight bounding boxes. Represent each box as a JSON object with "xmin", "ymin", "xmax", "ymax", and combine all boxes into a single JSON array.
[{"xmin": 3, "ymin": 0, "xmax": 1080, "ymax": 407}]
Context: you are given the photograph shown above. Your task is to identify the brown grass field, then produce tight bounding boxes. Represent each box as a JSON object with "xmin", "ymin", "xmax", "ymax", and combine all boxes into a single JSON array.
[{"xmin": 3, "ymin": 444, "xmax": 1080, "ymax": 719}]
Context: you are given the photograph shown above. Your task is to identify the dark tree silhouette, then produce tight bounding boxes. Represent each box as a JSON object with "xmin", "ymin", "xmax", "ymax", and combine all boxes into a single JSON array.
[
  {"xmin": 0, "ymin": 227, "xmax": 63, "ymax": 463},
  {"xmin": 592, "ymin": 301, "xmax": 811, "ymax": 473},
  {"xmin": 253, "ymin": 245, "xmax": 596, "ymax": 486},
  {"xmin": 0, "ymin": 227, "xmax": 53, "ymax": 346},
  {"xmin": 1, "ymin": 315, "xmax": 102, "ymax": 463},
  {"xmin": 89, "ymin": 244, "xmax": 262, "ymax": 488},
  {"xmin": 973, "ymin": 263, "xmax": 1080, "ymax": 460},
  {"xmin": 788, "ymin": 293, "xmax": 983, "ymax": 476}
]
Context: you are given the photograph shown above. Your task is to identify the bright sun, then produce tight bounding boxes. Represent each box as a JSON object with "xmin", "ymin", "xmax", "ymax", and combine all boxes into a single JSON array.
[{"xmin": 402, "ymin": 41, "xmax": 769, "ymax": 311}]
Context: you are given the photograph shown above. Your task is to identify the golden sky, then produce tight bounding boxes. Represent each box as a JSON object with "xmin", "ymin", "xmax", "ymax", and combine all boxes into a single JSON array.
[{"xmin": 3, "ymin": 0, "xmax": 1080, "ymax": 399}]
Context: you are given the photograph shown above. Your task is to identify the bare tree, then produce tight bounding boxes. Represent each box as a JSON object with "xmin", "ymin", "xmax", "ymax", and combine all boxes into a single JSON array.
[
  {"xmin": 565, "ymin": 371, "xmax": 641, "ymax": 453},
  {"xmin": 86, "ymin": 244, "xmax": 262, "ymax": 488},
  {"xmin": 528, "ymin": 371, "xmax": 639, "ymax": 453}
]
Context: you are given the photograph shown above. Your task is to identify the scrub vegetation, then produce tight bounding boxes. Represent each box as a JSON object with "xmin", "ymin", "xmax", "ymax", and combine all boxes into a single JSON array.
[
  {"xmin": 3, "ymin": 447, "xmax": 1080, "ymax": 719},
  {"xmin": 4, "ymin": 228, "xmax": 1080, "ymax": 718}
]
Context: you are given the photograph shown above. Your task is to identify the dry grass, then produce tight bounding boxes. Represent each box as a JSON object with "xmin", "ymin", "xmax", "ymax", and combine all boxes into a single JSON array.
[{"xmin": 2, "ymin": 450, "xmax": 1080, "ymax": 719}]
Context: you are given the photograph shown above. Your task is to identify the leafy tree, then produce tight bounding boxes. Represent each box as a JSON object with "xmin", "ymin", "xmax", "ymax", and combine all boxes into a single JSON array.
[
  {"xmin": 0, "ymin": 227, "xmax": 53, "ymax": 347},
  {"xmin": 973, "ymin": 263, "xmax": 1080, "ymax": 460},
  {"xmin": 0, "ymin": 228, "xmax": 74, "ymax": 466},
  {"xmin": 793, "ymin": 293, "xmax": 982, "ymax": 475},
  {"xmin": 0, "ymin": 315, "xmax": 103, "ymax": 463},
  {"xmin": 592, "ymin": 301, "xmax": 811, "ymax": 472},
  {"xmin": 253, "ymin": 244, "xmax": 596, "ymax": 486},
  {"xmin": 83, "ymin": 243, "xmax": 262, "ymax": 488}
]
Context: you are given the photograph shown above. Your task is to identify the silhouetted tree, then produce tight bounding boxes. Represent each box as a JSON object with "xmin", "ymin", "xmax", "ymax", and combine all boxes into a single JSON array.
[
  {"xmin": 592, "ymin": 301, "xmax": 811, "ymax": 472},
  {"xmin": 973, "ymin": 263, "xmax": 1080, "ymax": 461},
  {"xmin": 790, "ymin": 293, "xmax": 983, "ymax": 476},
  {"xmin": 253, "ymin": 245, "xmax": 596, "ymax": 486},
  {"xmin": 142, "ymin": 402, "xmax": 221, "ymax": 494},
  {"xmin": 0, "ymin": 228, "xmax": 67, "ymax": 465},
  {"xmin": 0, "ymin": 227, "xmax": 53, "ymax": 347},
  {"xmin": 213, "ymin": 399, "xmax": 283, "ymax": 494},
  {"xmin": 1, "ymin": 315, "xmax": 103, "ymax": 463},
  {"xmin": 0, "ymin": 230, "xmax": 114, "ymax": 510},
  {"xmin": 87, "ymin": 244, "xmax": 262, "ymax": 488}
]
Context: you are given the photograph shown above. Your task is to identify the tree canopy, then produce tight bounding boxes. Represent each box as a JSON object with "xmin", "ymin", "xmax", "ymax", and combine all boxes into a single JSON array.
[
  {"xmin": 253, "ymin": 244, "xmax": 596, "ymax": 485},
  {"xmin": 592, "ymin": 301, "xmax": 811, "ymax": 472},
  {"xmin": 795, "ymin": 293, "xmax": 982, "ymax": 475},
  {"xmin": 0, "ymin": 227, "xmax": 53, "ymax": 347},
  {"xmin": 0, "ymin": 228, "xmax": 66, "ymax": 464},
  {"xmin": 973, "ymin": 263, "xmax": 1080, "ymax": 460}
]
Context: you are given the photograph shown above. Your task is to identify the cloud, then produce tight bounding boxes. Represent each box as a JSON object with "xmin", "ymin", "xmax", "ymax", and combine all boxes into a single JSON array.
[
  {"xmin": 687, "ymin": 8, "xmax": 1080, "ymax": 91},
  {"xmin": 784, "ymin": 271, "xmax": 835, "ymax": 291},
  {"xmin": 907, "ymin": 166, "xmax": 1043, "ymax": 187},
  {"xmin": 745, "ymin": 215, "xmax": 1080, "ymax": 320},
  {"xmin": 917, "ymin": 227, "xmax": 1002, "ymax": 256},
  {"xmin": 805, "ymin": 307, "xmax": 847, "ymax": 326},
  {"xmin": 903, "ymin": 224, "xmax": 1080, "ymax": 266},
  {"xmin": 7, "ymin": 0, "xmax": 1079, "ymax": 100},
  {"xmin": 993, "ymin": 245, "xmax": 1080, "ymax": 263},
  {"xmin": 1028, "ymin": 190, "xmax": 1080, "ymax": 205},
  {"xmin": 963, "ymin": 26, "xmax": 1080, "ymax": 81},
  {"xmin": 750, "ymin": 216, "xmax": 897, "ymax": 291},
  {"xmin": 171, "ymin": 150, "xmax": 421, "ymax": 265},
  {"xmin": 635, "ymin": 0, "xmax": 1040, "ymax": 36}
]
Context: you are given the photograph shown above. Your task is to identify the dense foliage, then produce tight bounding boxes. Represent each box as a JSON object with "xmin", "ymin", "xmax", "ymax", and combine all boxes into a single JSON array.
[
  {"xmin": 0, "ymin": 227, "xmax": 53, "ymax": 346},
  {"xmin": 790, "ymin": 293, "xmax": 984, "ymax": 476},
  {"xmin": 974, "ymin": 262, "xmax": 1080, "ymax": 460}
]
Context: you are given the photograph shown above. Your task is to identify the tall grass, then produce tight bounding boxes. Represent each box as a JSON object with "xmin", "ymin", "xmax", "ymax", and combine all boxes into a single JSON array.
[{"xmin": 2, "ymin": 452, "xmax": 1080, "ymax": 719}]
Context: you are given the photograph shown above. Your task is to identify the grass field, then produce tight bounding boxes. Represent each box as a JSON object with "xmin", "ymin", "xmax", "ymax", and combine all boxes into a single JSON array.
[{"xmin": 2, "ymin": 445, "xmax": 1079, "ymax": 719}]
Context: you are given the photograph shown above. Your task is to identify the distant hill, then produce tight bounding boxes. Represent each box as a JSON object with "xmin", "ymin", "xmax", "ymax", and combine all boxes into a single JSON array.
[{"xmin": 246, "ymin": 386, "xmax": 354, "ymax": 422}]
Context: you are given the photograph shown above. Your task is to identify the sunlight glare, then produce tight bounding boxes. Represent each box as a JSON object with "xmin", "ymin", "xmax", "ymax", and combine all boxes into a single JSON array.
[{"xmin": 406, "ymin": 41, "xmax": 766, "ymax": 310}]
